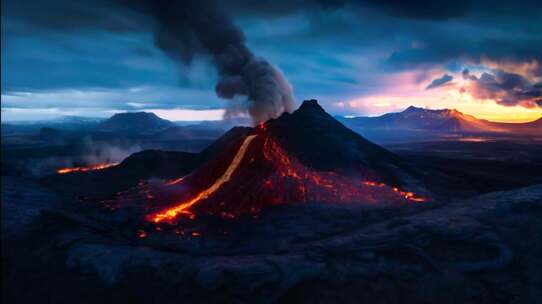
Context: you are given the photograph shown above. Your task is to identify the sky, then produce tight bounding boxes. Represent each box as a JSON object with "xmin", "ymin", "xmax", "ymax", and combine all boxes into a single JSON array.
[{"xmin": 2, "ymin": 0, "xmax": 542, "ymax": 123}]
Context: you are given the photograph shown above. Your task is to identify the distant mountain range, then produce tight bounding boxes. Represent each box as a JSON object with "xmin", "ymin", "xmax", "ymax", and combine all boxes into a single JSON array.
[
  {"xmin": 82, "ymin": 111, "xmax": 251, "ymax": 135},
  {"xmin": 338, "ymin": 106, "xmax": 542, "ymax": 134}
]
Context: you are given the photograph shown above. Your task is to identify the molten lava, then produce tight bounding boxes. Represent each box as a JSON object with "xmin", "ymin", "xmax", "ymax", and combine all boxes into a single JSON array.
[
  {"xmin": 151, "ymin": 135, "xmax": 258, "ymax": 223},
  {"xmin": 56, "ymin": 162, "xmax": 119, "ymax": 174},
  {"xmin": 147, "ymin": 129, "xmax": 427, "ymax": 224},
  {"xmin": 166, "ymin": 176, "xmax": 185, "ymax": 186},
  {"xmin": 362, "ymin": 181, "xmax": 426, "ymax": 202}
]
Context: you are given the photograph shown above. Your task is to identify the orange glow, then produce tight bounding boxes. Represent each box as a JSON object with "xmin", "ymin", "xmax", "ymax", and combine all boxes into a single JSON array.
[
  {"xmin": 362, "ymin": 181, "xmax": 426, "ymax": 202},
  {"xmin": 56, "ymin": 162, "xmax": 119, "ymax": 174},
  {"xmin": 137, "ymin": 229, "xmax": 147, "ymax": 238},
  {"xmin": 150, "ymin": 135, "xmax": 258, "ymax": 223},
  {"xmin": 457, "ymin": 137, "xmax": 490, "ymax": 142},
  {"xmin": 481, "ymin": 59, "xmax": 541, "ymax": 82},
  {"xmin": 166, "ymin": 176, "xmax": 185, "ymax": 185},
  {"xmin": 260, "ymin": 136, "xmax": 428, "ymax": 205},
  {"xmin": 344, "ymin": 92, "xmax": 541, "ymax": 123}
]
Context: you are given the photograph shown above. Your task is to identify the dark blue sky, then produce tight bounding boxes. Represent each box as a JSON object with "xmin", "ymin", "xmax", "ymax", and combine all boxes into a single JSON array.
[{"xmin": 2, "ymin": 0, "xmax": 541, "ymax": 122}]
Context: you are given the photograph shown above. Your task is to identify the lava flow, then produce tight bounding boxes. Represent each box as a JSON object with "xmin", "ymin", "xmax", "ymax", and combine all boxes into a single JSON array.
[
  {"xmin": 362, "ymin": 181, "xmax": 426, "ymax": 202},
  {"xmin": 166, "ymin": 176, "xmax": 185, "ymax": 186},
  {"xmin": 151, "ymin": 135, "xmax": 258, "ymax": 223},
  {"xmin": 148, "ymin": 128, "xmax": 427, "ymax": 224},
  {"xmin": 56, "ymin": 162, "xmax": 119, "ymax": 174}
]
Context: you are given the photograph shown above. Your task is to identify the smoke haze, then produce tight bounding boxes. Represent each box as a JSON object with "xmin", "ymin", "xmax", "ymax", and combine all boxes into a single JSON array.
[{"xmin": 124, "ymin": 0, "xmax": 295, "ymax": 123}]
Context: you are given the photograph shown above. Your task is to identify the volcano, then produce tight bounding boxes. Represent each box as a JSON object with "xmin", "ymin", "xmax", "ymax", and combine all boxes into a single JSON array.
[{"xmin": 146, "ymin": 100, "xmax": 427, "ymax": 223}]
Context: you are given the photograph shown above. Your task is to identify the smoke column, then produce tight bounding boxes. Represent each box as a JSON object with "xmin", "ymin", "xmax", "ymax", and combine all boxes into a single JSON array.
[{"xmin": 123, "ymin": 0, "xmax": 295, "ymax": 123}]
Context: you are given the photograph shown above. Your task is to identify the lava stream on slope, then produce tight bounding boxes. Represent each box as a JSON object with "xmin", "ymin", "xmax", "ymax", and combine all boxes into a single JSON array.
[
  {"xmin": 57, "ymin": 162, "xmax": 119, "ymax": 174},
  {"xmin": 152, "ymin": 135, "xmax": 257, "ymax": 223}
]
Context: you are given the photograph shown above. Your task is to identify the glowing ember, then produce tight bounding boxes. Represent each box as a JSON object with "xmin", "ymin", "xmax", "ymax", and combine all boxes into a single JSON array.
[
  {"xmin": 137, "ymin": 229, "xmax": 147, "ymax": 238},
  {"xmin": 257, "ymin": 136, "xmax": 427, "ymax": 204},
  {"xmin": 150, "ymin": 135, "xmax": 258, "ymax": 223},
  {"xmin": 166, "ymin": 176, "xmax": 185, "ymax": 185},
  {"xmin": 362, "ymin": 181, "xmax": 426, "ymax": 202},
  {"xmin": 56, "ymin": 162, "xmax": 118, "ymax": 174}
]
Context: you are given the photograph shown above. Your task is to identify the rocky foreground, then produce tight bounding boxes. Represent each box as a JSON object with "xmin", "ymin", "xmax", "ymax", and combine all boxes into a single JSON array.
[{"xmin": 2, "ymin": 175, "xmax": 541, "ymax": 303}]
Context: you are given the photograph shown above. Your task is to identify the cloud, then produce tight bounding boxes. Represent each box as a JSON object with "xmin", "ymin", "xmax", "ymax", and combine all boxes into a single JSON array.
[
  {"xmin": 363, "ymin": 0, "xmax": 472, "ymax": 20},
  {"xmin": 1, "ymin": 86, "xmax": 222, "ymax": 112},
  {"xmin": 226, "ymin": 0, "xmax": 475, "ymax": 20},
  {"xmin": 462, "ymin": 69, "xmax": 542, "ymax": 108},
  {"xmin": 1, "ymin": 0, "xmax": 147, "ymax": 34},
  {"xmin": 3, "ymin": 0, "xmax": 542, "ymax": 120},
  {"xmin": 3, "ymin": 0, "xmax": 297, "ymax": 123},
  {"xmin": 426, "ymin": 74, "xmax": 453, "ymax": 90}
]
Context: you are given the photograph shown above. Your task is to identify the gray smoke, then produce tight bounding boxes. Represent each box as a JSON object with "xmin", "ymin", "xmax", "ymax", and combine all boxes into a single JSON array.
[{"xmin": 124, "ymin": 0, "xmax": 295, "ymax": 123}]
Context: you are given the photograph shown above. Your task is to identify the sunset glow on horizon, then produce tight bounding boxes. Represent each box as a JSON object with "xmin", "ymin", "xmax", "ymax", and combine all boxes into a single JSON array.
[
  {"xmin": 334, "ymin": 66, "xmax": 542, "ymax": 123},
  {"xmin": 340, "ymin": 93, "xmax": 541, "ymax": 123}
]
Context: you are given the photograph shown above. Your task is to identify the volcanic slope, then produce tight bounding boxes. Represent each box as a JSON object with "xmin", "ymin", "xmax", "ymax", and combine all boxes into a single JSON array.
[{"xmin": 149, "ymin": 100, "xmax": 428, "ymax": 223}]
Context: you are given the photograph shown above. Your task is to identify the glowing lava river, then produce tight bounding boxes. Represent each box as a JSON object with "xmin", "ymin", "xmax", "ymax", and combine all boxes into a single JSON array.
[
  {"xmin": 151, "ymin": 135, "xmax": 258, "ymax": 223},
  {"xmin": 148, "ymin": 131, "xmax": 427, "ymax": 224},
  {"xmin": 57, "ymin": 162, "xmax": 119, "ymax": 174}
]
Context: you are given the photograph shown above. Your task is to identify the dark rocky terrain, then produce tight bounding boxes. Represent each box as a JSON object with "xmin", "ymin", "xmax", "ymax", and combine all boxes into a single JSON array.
[
  {"xmin": 3, "ymin": 175, "xmax": 541, "ymax": 303},
  {"xmin": 265, "ymin": 100, "xmax": 419, "ymax": 187}
]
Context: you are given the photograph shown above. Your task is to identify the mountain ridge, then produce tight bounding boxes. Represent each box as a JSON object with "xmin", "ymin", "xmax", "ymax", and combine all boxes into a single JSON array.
[{"xmin": 339, "ymin": 105, "xmax": 541, "ymax": 133}]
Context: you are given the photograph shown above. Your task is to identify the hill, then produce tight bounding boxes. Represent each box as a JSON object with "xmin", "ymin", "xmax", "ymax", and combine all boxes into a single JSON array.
[{"xmin": 97, "ymin": 112, "xmax": 175, "ymax": 134}]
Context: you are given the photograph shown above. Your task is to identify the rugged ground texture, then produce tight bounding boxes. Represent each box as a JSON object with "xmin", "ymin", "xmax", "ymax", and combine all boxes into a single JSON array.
[{"xmin": 2, "ymin": 175, "xmax": 541, "ymax": 304}]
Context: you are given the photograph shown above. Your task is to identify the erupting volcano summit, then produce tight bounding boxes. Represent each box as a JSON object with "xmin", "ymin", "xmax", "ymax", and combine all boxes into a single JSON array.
[{"xmin": 148, "ymin": 100, "xmax": 428, "ymax": 223}]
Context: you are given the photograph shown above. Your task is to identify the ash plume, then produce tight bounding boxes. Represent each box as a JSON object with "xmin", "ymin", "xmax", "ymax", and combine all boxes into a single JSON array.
[{"xmin": 125, "ymin": 0, "xmax": 295, "ymax": 123}]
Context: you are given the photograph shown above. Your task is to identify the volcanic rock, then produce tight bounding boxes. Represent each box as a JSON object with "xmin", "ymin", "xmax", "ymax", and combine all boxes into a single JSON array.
[
  {"xmin": 265, "ymin": 99, "xmax": 412, "ymax": 183},
  {"xmin": 8, "ymin": 182, "xmax": 540, "ymax": 303}
]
